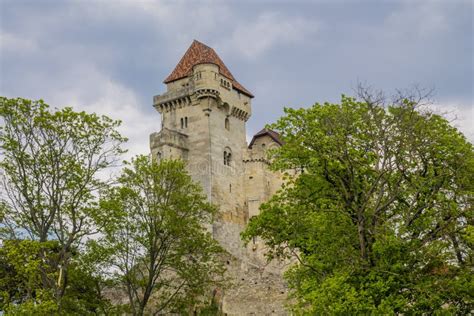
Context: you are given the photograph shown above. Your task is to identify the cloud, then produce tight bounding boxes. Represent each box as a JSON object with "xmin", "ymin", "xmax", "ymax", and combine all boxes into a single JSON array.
[
  {"xmin": 42, "ymin": 64, "xmax": 158, "ymax": 160},
  {"xmin": 0, "ymin": 1, "xmax": 165, "ymax": 161},
  {"xmin": 72, "ymin": 0, "xmax": 232, "ymax": 53},
  {"xmin": 217, "ymin": 12, "xmax": 319, "ymax": 60},
  {"xmin": 384, "ymin": 1, "xmax": 450, "ymax": 38},
  {"xmin": 430, "ymin": 101, "xmax": 474, "ymax": 143},
  {"xmin": 0, "ymin": 31, "xmax": 37, "ymax": 53},
  {"xmin": 0, "ymin": 0, "xmax": 471, "ymax": 154}
]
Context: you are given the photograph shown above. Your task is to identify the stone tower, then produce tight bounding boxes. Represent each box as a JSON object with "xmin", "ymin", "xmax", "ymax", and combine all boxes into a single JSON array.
[{"xmin": 150, "ymin": 40, "xmax": 288, "ymax": 314}]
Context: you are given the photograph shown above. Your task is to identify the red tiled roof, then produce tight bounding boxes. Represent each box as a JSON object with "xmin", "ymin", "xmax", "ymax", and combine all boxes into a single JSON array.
[
  {"xmin": 249, "ymin": 128, "xmax": 283, "ymax": 148},
  {"xmin": 164, "ymin": 40, "xmax": 254, "ymax": 98}
]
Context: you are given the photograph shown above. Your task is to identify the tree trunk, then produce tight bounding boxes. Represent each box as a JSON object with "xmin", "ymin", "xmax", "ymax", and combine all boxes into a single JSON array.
[{"xmin": 357, "ymin": 212, "xmax": 369, "ymax": 262}]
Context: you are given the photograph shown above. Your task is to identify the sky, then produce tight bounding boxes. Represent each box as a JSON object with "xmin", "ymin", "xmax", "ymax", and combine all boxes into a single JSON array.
[{"xmin": 0, "ymin": 0, "xmax": 473, "ymax": 158}]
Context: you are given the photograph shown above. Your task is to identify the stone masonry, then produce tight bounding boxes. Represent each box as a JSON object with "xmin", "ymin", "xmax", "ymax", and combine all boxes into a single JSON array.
[{"xmin": 150, "ymin": 40, "xmax": 288, "ymax": 315}]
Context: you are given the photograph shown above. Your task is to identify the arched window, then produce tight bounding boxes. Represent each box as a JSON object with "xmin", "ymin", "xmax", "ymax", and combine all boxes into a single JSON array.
[
  {"xmin": 225, "ymin": 118, "xmax": 230, "ymax": 130},
  {"xmin": 224, "ymin": 148, "xmax": 232, "ymax": 166}
]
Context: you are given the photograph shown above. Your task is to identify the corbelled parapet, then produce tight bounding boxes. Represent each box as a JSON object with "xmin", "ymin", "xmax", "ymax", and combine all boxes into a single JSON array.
[{"xmin": 153, "ymin": 86, "xmax": 194, "ymax": 114}]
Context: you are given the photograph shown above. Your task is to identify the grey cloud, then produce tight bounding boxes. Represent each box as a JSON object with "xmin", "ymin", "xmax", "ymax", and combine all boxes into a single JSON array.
[{"xmin": 0, "ymin": 0, "xmax": 472, "ymax": 151}]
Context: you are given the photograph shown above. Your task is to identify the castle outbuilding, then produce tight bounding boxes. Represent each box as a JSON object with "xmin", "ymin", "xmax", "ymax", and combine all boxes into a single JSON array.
[{"xmin": 150, "ymin": 40, "xmax": 287, "ymax": 314}]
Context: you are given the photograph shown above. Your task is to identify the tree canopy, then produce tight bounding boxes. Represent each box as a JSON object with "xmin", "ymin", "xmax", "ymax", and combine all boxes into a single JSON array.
[
  {"xmin": 243, "ymin": 91, "xmax": 474, "ymax": 314},
  {"xmin": 0, "ymin": 97, "xmax": 126, "ymax": 313}
]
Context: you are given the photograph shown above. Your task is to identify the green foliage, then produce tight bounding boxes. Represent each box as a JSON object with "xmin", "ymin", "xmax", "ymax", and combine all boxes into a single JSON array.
[
  {"xmin": 4, "ymin": 295, "xmax": 59, "ymax": 315},
  {"xmin": 99, "ymin": 156, "xmax": 226, "ymax": 315},
  {"xmin": 243, "ymin": 94, "xmax": 474, "ymax": 314},
  {"xmin": 198, "ymin": 298, "xmax": 223, "ymax": 315},
  {"xmin": 0, "ymin": 97, "xmax": 126, "ymax": 242},
  {"xmin": 0, "ymin": 97, "xmax": 125, "ymax": 312},
  {"xmin": 0, "ymin": 239, "xmax": 112, "ymax": 315},
  {"xmin": 0, "ymin": 240, "xmax": 58, "ymax": 312}
]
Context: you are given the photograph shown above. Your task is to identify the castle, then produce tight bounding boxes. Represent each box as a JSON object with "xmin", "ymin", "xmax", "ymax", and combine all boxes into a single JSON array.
[{"xmin": 150, "ymin": 40, "xmax": 288, "ymax": 314}]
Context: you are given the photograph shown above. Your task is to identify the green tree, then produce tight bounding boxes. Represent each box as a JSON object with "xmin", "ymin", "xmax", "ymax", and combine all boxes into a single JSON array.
[
  {"xmin": 0, "ymin": 239, "xmax": 113, "ymax": 315},
  {"xmin": 99, "ymin": 156, "xmax": 225, "ymax": 315},
  {"xmin": 243, "ymin": 89, "xmax": 474, "ymax": 314},
  {"xmin": 0, "ymin": 97, "xmax": 126, "ymax": 311},
  {"xmin": 0, "ymin": 240, "xmax": 59, "ymax": 314}
]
